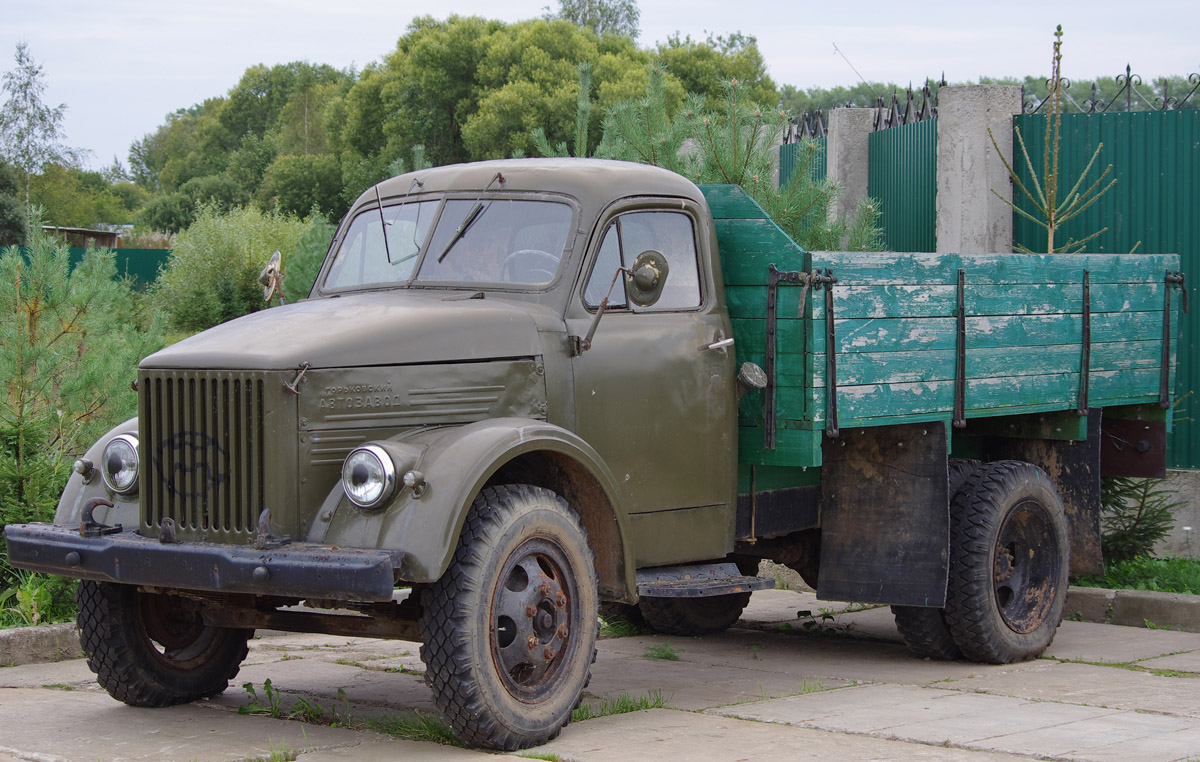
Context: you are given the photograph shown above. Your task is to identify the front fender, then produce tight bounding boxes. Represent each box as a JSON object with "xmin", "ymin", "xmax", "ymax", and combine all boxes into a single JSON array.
[
  {"xmin": 313, "ymin": 418, "xmax": 635, "ymax": 599},
  {"xmin": 54, "ymin": 417, "xmax": 140, "ymax": 531}
]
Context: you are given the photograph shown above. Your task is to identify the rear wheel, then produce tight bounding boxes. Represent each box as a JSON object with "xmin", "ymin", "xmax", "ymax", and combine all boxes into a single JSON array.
[
  {"xmin": 638, "ymin": 557, "xmax": 757, "ymax": 636},
  {"xmin": 419, "ymin": 485, "xmax": 598, "ymax": 750},
  {"xmin": 943, "ymin": 461, "xmax": 1070, "ymax": 663},
  {"xmin": 639, "ymin": 593, "xmax": 751, "ymax": 636},
  {"xmin": 76, "ymin": 580, "xmax": 251, "ymax": 707},
  {"xmin": 892, "ymin": 459, "xmax": 980, "ymax": 660}
]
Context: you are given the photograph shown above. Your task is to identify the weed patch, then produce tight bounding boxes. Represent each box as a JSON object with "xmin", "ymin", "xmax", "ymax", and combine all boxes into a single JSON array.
[
  {"xmin": 364, "ymin": 712, "xmax": 467, "ymax": 747},
  {"xmin": 642, "ymin": 643, "xmax": 680, "ymax": 661},
  {"xmin": 1074, "ymin": 557, "xmax": 1200, "ymax": 595},
  {"xmin": 572, "ymin": 690, "xmax": 671, "ymax": 721}
]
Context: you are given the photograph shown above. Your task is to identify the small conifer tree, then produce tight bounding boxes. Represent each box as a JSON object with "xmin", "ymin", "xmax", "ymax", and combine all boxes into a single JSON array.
[{"xmin": 0, "ymin": 217, "xmax": 164, "ymax": 617}]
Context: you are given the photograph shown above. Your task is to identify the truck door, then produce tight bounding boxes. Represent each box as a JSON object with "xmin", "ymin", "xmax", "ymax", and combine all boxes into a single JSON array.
[{"xmin": 567, "ymin": 204, "xmax": 737, "ymax": 567}]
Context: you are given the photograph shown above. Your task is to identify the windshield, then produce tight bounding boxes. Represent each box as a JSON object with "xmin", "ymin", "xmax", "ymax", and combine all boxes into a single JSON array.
[{"xmin": 322, "ymin": 197, "xmax": 573, "ymax": 290}]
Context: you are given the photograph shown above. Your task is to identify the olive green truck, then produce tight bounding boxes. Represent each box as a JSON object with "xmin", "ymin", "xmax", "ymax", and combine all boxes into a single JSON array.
[{"xmin": 5, "ymin": 159, "xmax": 1186, "ymax": 749}]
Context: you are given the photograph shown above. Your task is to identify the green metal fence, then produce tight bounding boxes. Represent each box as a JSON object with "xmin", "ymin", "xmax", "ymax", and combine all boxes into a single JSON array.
[
  {"xmin": 1013, "ymin": 110, "xmax": 1200, "ymax": 469},
  {"xmin": 779, "ymin": 138, "xmax": 827, "ymax": 186},
  {"xmin": 867, "ymin": 119, "xmax": 938, "ymax": 253},
  {"xmin": 68, "ymin": 248, "xmax": 170, "ymax": 289}
]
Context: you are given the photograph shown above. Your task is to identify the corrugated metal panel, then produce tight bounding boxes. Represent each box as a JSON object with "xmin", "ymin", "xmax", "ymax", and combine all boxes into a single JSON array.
[
  {"xmin": 779, "ymin": 138, "xmax": 827, "ymax": 186},
  {"xmin": 1013, "ymin": 111, "xmax": 1199, "ymax": 469},
  {"xmin": 867, "ymin": 120, "xmax": 938, "ymax": 252}
]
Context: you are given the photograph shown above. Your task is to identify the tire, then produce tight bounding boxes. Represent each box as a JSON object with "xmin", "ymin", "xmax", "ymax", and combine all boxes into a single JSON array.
[
  {"xmin": 892, "ymin": 458, "xmax": 981, "ymax": 660},
  {"xmin": 638, "ymin": 592, "xmax": 751, "ymax": 636},
  {"xmin": 75, "ymin": 580, "xmax": 251, "ymax": 707},
  {"xmin": 419, "ymin": 485, "xmax": 598, "ymax": 751},
  {"xmin": 943, "ymin": 460, "xmax": 1070, "ymax": 664}
]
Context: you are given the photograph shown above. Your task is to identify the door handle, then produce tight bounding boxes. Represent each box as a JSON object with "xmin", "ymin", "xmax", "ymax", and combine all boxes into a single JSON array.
[{"xmin": 705, "ymin": 337, "xmax": 735, "ymax": 351}]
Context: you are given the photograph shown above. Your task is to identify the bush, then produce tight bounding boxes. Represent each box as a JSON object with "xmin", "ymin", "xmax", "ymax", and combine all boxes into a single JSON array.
[
  {"xmin": 153, "ymin": 204, "xmax": 313, "ymax": 332},
  {"xmin": 0, "ymin": 219, "xmax": 165, "ymax": 622},
  {"xmin": 1074, "ymin": 556, "xmax": 1200, "ymax": 595},
  {"xmin": 1099, "ymin": 477, "xmax": 1180, "ymax": 563},
  {"xmin": 282, "ymin": 210, "xmax": 335, "ymax": 303}
]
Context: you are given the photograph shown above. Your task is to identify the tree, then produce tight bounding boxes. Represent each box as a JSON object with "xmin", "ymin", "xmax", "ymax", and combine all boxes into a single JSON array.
[
  {"xmin": 0, "ymin": 43, "xmax": 77, "ymax": 205},
  {"xmin": 0, "ymin": 219, "xmax": 164, "ymax": 615},
  {"xmin": 0, "ymin": 159, "xmax": 25, "ymax": 245},
  {"xmin": 598, "ymin": 74, "xmax": 882, "ymax": 253},
  {"xmin": 256, "ymin": 153, "xmax": 343, "ymax": 218},
  {"xmin": 547, "ymin": 0, "xmax": 640, "ymax": 40},
  {"xmin": 655, "ymin": 33, "xmax": 777, "ymax": 109}
]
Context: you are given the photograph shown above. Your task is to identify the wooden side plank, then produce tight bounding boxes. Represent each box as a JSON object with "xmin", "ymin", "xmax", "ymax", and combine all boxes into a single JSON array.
[{"xmin": 809, "ymin": 250, "xmax": 1175, "ymax": 285}]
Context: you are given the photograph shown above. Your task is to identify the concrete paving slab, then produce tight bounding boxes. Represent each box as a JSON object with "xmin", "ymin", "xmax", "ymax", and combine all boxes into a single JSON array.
[
  {"xmin": 0, "ymin": 655, "xmax": 96, "ymax": 688},
  {"xmin": 540, "ymin": 707, "xmax": 1033, "ymax": 761},
  {"xmin": 1045, "ymin": 619, "xmax": 1200, "ymax": 663},
  {"xmin": 980, "ymin": 710, "xmax": 1200, "ymax": 762},
  {"xmin": 208, "ymin": 656, "xmax": 438, "ymax": 717},
  {"xmin": 582, "ymin": 647, "xmax": 851, "ymax": 711},
  {"xmin": 944, "ymin": 660, "xmax": 1200, "ymax": 718},
  {"xmin": 0, "ymin": 687, "xmax": 366, "ymax": 762},
  {"xmin": 1139, "ymin": 649, "xmax": 1200, "ymax": 672},
  {"xmin": 599, "ymin": 627, "xmax": 1036, "ymax": 688},
  {"xmin": 297, "ymin": 738, "xmax": 505, "ymax": 761},
  {"xmin": 710, "ymin": 683, "xmax": 1119, "ymax": 740}
]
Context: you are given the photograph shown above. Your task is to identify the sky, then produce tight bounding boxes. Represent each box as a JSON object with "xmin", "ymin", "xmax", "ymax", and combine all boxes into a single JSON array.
[{"xmin": 3, "ymin": 0, "xmax": 1197, "ymax": 171}]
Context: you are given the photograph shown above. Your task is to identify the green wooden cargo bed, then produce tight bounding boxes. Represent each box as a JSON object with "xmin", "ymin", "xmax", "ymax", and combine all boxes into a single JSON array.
[{"xmin": 701, "ymin": 185, "xmax": 1185, "ymax": 470}]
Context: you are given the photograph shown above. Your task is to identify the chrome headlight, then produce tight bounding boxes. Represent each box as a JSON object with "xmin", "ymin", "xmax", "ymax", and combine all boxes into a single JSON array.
[
  {"xmin": 101, "ymin": 434, "xmax": 139, "ymax": 494},
  {"xmin": 341, "ymin": 445, "xmax": 397, "ymax": 509}
]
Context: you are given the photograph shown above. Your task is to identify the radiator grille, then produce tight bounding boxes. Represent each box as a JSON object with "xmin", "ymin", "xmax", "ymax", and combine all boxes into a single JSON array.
[{"xmin": 141, "ymin": 371, "xmax": 266, "ymax": 535}]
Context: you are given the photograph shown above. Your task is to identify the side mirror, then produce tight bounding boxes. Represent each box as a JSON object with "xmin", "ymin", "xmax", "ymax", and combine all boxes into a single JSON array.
[
  {"xmin": 627, "ymin": 249, "xmax": 669, "ymax": 308},
  {"xmin": 259, "ymin": 250, "xmax": 285, "ymax": 304}
]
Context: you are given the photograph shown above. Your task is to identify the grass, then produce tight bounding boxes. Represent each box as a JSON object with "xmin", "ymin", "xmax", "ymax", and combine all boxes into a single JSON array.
[
  {"xmin": 247, "ymin": 739, "xmax": 297, "ymax": 762},
  {"xmin": 642, "ymin": 642, "xmax": 680, "ymax": 660},
  {"xmin": 40, "ymin": 683, "xmax": 74, "ymax": 691},
  {"xmin": 599, "ymin": 616, "xmax": 650, "ymax": 638},
  {"xmin": 363, "ymin": 712, "xmax": 468, "ymax": 747},
  {"xmin": 518, "ymin": 753, "xmax": 563, "ymax": 761},
  {"xmin": 1073, "ymin": 556, "xmax": 1200, "ymax": 595},
  {"xmin": 572, "ymin": 690, "xmax": 671, "ymax": 721}
]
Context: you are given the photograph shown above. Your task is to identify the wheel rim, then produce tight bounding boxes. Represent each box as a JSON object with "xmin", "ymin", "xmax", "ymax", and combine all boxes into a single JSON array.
[
  {"xmin": 136, "ymin": 591, "xmax": 221, "ymax": 667},
  {"xmin": 993, "ymin": 499, "xmax": 1062, "ymax": 634},
  {"xmin": 490, "ymin": 536, "xmax": 577, "ymax": 703}
]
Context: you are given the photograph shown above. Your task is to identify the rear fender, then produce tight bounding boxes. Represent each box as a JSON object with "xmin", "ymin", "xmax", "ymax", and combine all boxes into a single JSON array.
[{"xmin": 314, "ymin": 417, "xmax": 636, "ymax": 601}]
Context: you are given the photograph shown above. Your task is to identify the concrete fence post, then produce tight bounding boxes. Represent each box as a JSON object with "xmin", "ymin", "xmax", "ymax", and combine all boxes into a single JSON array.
[
  {"xmin": 935, "ymin": 85, "xmax": 1023, "ymax": 254},
  {"xmin": 825, "ymin": 108, "xmax": 877, "ymax": 222}
]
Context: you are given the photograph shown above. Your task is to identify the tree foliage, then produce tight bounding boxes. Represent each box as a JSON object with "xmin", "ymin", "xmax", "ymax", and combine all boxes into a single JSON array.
[
  {"xmin": 1100, "ymin": 477, "xmax": 1181, "ymax": 563},
  {"xmin": 597, "ymin": 71, "xmax": 882, "ymax": 253},
  {"xmin": 547, "ymin": 0, "xmax": 641, "ymax": 40},
  {"xmin": 152, "ymin": 204, "xmax": 315, "ymax": 332},
  {"xmin": 0, "ymin": 43, "xmax": 78, "ymax": 205},
  {"xmin": 655, "ymin": 33, "xmax": 777, "ymax": 110},
  {"xmin": 0, "ymin": 159, "xmax": 25, "ymax": 246},
  {"xmin": 0, "ymin": 219, "xmax": 164, "ymax": 609}
]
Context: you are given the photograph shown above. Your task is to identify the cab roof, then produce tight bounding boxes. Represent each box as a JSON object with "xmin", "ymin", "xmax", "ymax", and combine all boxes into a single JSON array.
[{"xmin": 365, "ymin": 158, "xmax": 706, "ymax": 209}]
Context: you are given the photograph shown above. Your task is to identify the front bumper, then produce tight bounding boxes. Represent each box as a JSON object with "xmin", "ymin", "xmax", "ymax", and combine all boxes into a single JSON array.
[{"xmin": 4, "ymin": 523, "xmax": 401, "ymax": 602}]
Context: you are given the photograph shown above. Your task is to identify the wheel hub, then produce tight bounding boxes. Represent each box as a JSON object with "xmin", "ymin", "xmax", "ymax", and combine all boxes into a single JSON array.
[
  {"xmin": 993, "ymin": 500, "xmax": 1061, "ymax": 634},
  {"xmin": 491, "ymin": 539, "xmax": 575, "ymax": 700}
]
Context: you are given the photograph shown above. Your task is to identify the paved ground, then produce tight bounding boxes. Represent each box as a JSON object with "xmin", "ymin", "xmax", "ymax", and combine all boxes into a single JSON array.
[{"xmin": 2, "ymin": 588, "xmax": 1199, "ymax": 761}]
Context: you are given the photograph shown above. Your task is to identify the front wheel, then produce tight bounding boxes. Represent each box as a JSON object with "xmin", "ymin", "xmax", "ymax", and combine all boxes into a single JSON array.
[
  {"xmin": 76, "ymin": 580, "xmax": 251, "ymax": 706},
  {"xmin": 943, "ymin": 461, "xmax": 1070, "ymax": 664},
  {"xmin": 419, "ymin": 485, "xmax": 598, "ymax": 750}
]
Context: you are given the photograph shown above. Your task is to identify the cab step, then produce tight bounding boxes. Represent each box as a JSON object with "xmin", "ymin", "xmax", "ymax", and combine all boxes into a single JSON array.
[{"xmin": 636, "ymin": 562, "xmax": 774, "ymax": 598}]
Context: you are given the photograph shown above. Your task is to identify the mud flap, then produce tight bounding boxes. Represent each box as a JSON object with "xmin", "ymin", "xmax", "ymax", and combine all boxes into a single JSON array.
[{"xmin": 817, "ymin": 423, "xmax": 949, "ymax": 607}]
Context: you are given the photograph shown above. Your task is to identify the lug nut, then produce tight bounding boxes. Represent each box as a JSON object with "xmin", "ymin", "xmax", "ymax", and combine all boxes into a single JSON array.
[{"xmin": 527, "ymin": 634, "xmax": 538, "ymax": 650}]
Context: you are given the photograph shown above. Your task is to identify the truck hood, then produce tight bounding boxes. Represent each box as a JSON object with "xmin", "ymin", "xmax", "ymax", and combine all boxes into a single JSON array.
[{"xmin": 142, "ymin": 291, "xmax": 559, "ymax": 370}]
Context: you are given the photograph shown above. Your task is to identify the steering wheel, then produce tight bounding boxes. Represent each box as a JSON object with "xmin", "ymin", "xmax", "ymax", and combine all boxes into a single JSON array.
[{"xmin": 500, "ymin": 249, "xmax": 560, "ymax": 284}]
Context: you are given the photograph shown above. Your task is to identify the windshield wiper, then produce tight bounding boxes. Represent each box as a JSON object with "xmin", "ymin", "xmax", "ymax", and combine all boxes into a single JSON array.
[{"xmin": 436, "ymin": 201, "xmax": 487, "ymax": 263}]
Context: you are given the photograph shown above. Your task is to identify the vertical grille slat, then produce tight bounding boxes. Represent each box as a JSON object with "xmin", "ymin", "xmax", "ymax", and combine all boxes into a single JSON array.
[{"xmin": 141, "ymin": 371, "xmax": 269, "ymax": 538}]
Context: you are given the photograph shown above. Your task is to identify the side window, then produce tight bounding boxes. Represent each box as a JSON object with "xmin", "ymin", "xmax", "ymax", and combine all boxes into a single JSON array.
[{"xmin": 582, "ymin": 211, "xmax": 701, "ymax": 311}]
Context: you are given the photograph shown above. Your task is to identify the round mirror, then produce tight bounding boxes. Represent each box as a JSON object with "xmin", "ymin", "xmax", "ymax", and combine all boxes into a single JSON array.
[{"xmin": 627, "ymin": 249, "xmax": 669, "ymax": 308}]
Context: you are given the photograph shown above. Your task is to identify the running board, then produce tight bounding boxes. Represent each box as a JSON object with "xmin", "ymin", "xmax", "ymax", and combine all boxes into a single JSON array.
[{"xmin": 636, "ymin": 562, "xmax": 774, "ymax": 598}]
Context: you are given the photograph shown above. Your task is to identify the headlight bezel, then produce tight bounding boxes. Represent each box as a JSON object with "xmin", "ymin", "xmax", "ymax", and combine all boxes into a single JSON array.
[
  {"xmin": 101, "ymin": 433, "xmax": 140, "ymax": 495},
  {"xmin": 341, "ymin": 444, "xmax": 397, "ymax": 510}
]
